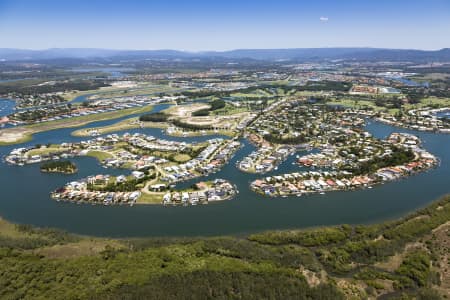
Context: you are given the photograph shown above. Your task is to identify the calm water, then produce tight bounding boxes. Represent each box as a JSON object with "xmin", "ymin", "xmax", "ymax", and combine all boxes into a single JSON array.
[
  {"xmin": 71, "ymin": 67, "xmax": 135, "ymax": 78},
  {"xmin": 0, "ymin": 98, "xmax": 16, "ymax": 118},
  {"xmin": 0, "ymin": 105, "xmax": 449, "ymax": 237},
  {"xmin": 387, "ymin": 76, "xmax": 430, "ymax": 88},
  {"xmin": 436, "ymin": 110, "xmax": 450, "ymax": 119}
]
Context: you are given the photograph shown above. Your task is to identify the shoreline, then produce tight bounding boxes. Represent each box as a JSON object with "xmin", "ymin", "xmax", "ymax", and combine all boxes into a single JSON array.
[
  {"xmin": 0, "ymin": 193, "xmax": 447, "ymax": 239},
  {"xmin": 51, "ymin": 179, "xmax": 237, "ymax": 207},
  {"xmin": 251, "ymin": 162, "xmax": 439, "ymax": 198},
  {"xmin": 0, "ymin": 104, "xmax": 155, "ymax": 145}
]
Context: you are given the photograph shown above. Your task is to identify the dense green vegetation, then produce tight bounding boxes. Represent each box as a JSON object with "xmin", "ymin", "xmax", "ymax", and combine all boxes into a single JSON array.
[
  {"xmin": 0, "ymin": 79, "xmax": 109, "ymax": 95},
  {"xmin": 171, "ymin": 119, "xmax": 214, "ymax": 130},
  {"xmin": 0, "ymin": 224, "xmax": 80, "ymax": 250},
  {"xmin": 346, "ymin": 146, "xmax": 415, "ymax": 175},
  {"xmin": 191, "ymin": 108, "xmax": 210, "ymax": 116},
  {"xmin": 40, "ymin": 160, "xmax": 77, "ymax": 174},
  {"xmin": 97, "ymin": 271, "xmax": 342, "ymax": 300},
  {"xmin": 209, "ymin": 99, "xmax": 226, "ymax": 110},
  {"xmin": 87, "ymin": 173, "xmax": 155, "ymax": 192},
  {"xmin": 263, "ymin": 133, "xmax": 308, "ymax": 145},
  {"xmin": 139, "ymin": 112, "xmax": 169, "ymax": 122},
  {"xmin": 11, "ymin": 104, "xmax": 73, "ymax": 122},
  {"xmin": 395, "ymin": 250, "xmax": 436, "ymax": 289},
  {"xmin": 302, "ymin": 80, "xmax": 352, "ymax": 92},
  {"xmin": 192, "ymin": 99, "xmax": 226, "ymax": 116},
  {"xmin": 0, "ymin": 194, "xmax": 448, "ymax": 299}
]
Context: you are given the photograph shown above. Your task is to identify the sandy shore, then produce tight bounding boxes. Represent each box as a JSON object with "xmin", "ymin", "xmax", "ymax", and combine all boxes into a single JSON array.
[
  {"xmin": 0, "ymin": 128, "xmax": 32, "ymax": 144},
  {"xmin": 0, "ymin": 105, "xmax": 154, "ymax": 145}
]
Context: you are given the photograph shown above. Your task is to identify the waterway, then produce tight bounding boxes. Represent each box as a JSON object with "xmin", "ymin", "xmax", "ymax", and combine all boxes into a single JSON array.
[
  {"xmin": 386, "ymin": 76, "xmax": 430, "ymax": 88},
  {"xmin": 435, "ymin": 109, "xmax": 450, "ymax": 120},
  {"xmin": 71, "ymin": 67, "xmax": 134, "ymax": 79},
  {"xmin": 0, "ymin": 98, "xmax": 15, "ymax": 118},
  {"xmin": 0, "ymin": 104, "xmax": 449, "ymax": 237}
]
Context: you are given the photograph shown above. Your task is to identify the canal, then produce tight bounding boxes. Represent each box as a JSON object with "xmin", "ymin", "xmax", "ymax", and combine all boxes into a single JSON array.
[{"xmin": 0, "ymin": 104, "xmax": 449, "ymax": 237}]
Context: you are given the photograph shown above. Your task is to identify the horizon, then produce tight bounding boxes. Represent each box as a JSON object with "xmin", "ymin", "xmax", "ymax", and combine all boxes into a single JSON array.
[
  {"xmin": 1, "ymin": 46, "xmax": 449, "ymax": 52},
  {"xmin": 0, "ymin": 0, "xmax": 449, "ymax": 51}
]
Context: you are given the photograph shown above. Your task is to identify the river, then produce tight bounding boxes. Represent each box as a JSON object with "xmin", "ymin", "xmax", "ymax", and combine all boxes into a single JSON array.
[
  {"xmin": 0, "ymin": 104, "xmax": 449, "ymax": 237},
  {"xmin": 0, "ymin": 98, "xmax": 16, "ymax": 118}
]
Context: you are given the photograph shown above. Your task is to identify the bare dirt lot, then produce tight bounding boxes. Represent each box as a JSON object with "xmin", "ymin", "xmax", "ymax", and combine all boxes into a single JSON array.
[{"xmin": 165, "ymin": 103, "xmax": 210, "ymax": 117}]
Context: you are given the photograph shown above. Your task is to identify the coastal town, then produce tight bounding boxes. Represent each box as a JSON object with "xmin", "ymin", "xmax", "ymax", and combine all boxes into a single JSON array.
[
  {"xmin": 251, "ymin": 133, "xmax": 438, "ymax": 197},
  {"xmin": 5, "ymin": 131, "xmax": 240, "ymax": 205},
  {"xmin": 4, "ymin": 96, "xmax": 442, "ymax": 206},
  {"xmin": 0, "ymin": 52, "xmax": 449, "ymax": 210},
  {"xmin": 2, "ymin": 3, "xmax": 450, "ymax": 299}
]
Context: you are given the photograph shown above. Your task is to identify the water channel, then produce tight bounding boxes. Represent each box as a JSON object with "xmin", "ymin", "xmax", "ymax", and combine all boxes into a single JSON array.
[{"xmin": 0, "ymin": 103, "xmax": 448, "ymax": 237}]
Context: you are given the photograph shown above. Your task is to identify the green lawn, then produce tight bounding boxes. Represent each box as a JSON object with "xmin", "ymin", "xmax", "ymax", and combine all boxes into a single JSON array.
[
  {"xmin": 0, "ymin": 105, "xmax": 154, "ymax": 146},
  {"xmin": 86, "ymin": 150, "xmax": 114, "ymax": 161},
  {"xmin": 326, "ymin": 97, "xmax": 450, "ymax": 115},
  {"xmin": 137, "ymin": 192, "xmax": 164, "ymax": 204},
  {"xmin": 27, "ymin": 147, "xmax": 66, "ymax": 156}
]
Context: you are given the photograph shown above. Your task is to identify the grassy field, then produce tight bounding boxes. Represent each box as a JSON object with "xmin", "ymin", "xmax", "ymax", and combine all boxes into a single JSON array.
[
  {"xmin": 27, "ymin": 147, "xmax": 67, "ymax": 156},
  {"xmin": 406, "ymin": 96, "xmax": 450, "ymax": 109},
  {"xmin": 172, "ymin": 153, "xmax": 191, "ymax": 163},
  {"xmin": 137, "ymin": 192, "xmax": 164, "ymax": 204},
  {"xmin": 0, "ymin": 217, "xmax": 27, "ymax": 238},
  {"xmin": 0, "ymin": 105, "xmax": 154, "ymax": 145},
  {"xmin": 326, "ymin": 98, "xmax": 386, "ymax": 111},
  {"xmin": 63, "ymin": 83, "xmax": 176, "ymax": 101},
  {"xmin": 86, "ymin": 150, "xmax": 114, "ymax": 161},
  {"xmin": 326, "ymin": 97, "xmax": 450, "ymax": 115},
  {"xmin": 231, "ymin": 89, "xmax": 272, "ymax": 98},
  {"xmin": 92, "ymin": 84, "xmax": 174, "ymax": 98},
  {"xmin": 33, "ymin": 239, "xmax": 126, "ymax": 259},
  {"xmin": 28, "ymin": 105, "xmax": 154, "ymax": 130},
  {"xmin": 71, "ymin": 116, "xmax": 167, "ymax": 137},
  {"xmin": 211, "ymin": 103, "xmax": 249, "ymax": 116}
]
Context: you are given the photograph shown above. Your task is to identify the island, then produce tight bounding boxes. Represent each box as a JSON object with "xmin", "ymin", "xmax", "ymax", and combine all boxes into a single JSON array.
[{"xmin": 40, "ymin": 160, "xmax": 78, "ymax": 174}]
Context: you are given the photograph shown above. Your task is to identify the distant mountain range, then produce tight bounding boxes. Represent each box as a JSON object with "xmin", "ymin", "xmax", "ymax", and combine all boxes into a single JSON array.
[{"xmin": 0, "ymin": 47, "xmax": 449, "ymax": 62}]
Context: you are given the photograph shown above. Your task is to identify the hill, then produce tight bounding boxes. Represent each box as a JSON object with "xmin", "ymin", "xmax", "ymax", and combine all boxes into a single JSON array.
[{"xmin": 1, "ymin": 47, "xmax": 450, "ymax": 62}]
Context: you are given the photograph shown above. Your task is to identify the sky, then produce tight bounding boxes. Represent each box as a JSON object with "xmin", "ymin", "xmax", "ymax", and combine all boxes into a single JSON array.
[{"xmin": 0, "ymin": 0, "xmax": 449, "ymax": 51}]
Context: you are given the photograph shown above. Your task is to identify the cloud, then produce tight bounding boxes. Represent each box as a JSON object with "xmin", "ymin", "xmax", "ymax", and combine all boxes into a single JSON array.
[{"xmin": 319, "ymin": 16, "xmax": 329, "ymax": 22}]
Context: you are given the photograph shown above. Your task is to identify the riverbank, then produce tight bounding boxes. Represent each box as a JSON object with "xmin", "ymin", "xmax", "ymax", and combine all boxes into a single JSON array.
[
  {"xmin": 69, "ymin": 101, "xmax": 245, "ymax": 138},
  {"xmin": 375, "ymin": 106, "xmax": 450, "ymax": 133},
  {"xmin": 71, "ymin": 117, "xmax": 237, "ymax": 139},
  {"xmin": 7, "ymin": 133, "xmax": 242, "ymax": 207},
  {"xmin": 251, "ymin": 132, "xmax": 438, "ymax": 197},
  {"xmin": 0, "ymin": 104, "xmax": 154, "ymax": 145},
  {"xmin": 71, "ymin": 117, "xmax": 167, "ymax": 137},
  {"xmin": 0, "ymin": 194, "xmax": 448, "ymax": 299},
  {"xmin": 50, "ymin": 176, "xmax": 236, "ymax": 207},
  {"xmin": 0, "ymin": 98, "xmax": 449, "ymax": 238}
]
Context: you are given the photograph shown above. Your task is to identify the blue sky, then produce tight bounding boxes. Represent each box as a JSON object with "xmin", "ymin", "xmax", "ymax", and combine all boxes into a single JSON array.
[{"xmin": 0, "ymin": 0, "xmax": 449, "ymax": 50}]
